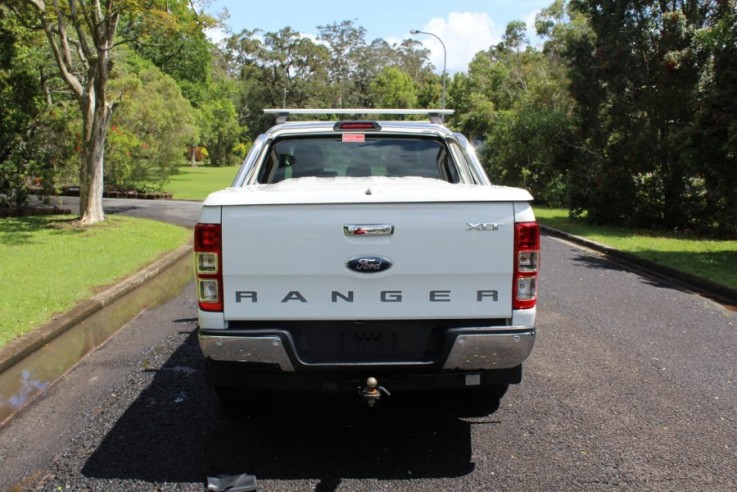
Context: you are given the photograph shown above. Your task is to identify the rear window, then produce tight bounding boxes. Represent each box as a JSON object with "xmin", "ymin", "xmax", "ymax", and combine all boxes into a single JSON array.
[{"xmin": 256, "ymin": 136, "xmax": 460, "ymax": 184}]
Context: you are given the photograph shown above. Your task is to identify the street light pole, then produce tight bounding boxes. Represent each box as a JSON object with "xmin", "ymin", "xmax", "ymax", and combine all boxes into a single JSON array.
[{"xmin": 410, "ymin": 29, "xmax": 447, "ymax": 110}]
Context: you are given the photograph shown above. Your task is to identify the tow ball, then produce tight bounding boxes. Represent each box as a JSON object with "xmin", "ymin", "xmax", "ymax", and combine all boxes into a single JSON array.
[{"xmin": 359, "ymin": 377, "xmax": 391, "ymax": 407}]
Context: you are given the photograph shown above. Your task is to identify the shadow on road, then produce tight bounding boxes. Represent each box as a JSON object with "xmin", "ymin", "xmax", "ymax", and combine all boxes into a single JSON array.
[
  {"xmin": 570, "ymin": 252, "xmax": 697, "ymax": 294},
  {"xmin": 81, "ymin": 330, "xmax": 479, "ymax": 489},
  {"xmin": 104, "ymin": 205, "xmax": 142, "ymax": 215}
]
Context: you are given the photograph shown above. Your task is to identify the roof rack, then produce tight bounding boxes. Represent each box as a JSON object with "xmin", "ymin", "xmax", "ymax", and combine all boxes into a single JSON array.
[{"xmin": 264, "ymin": 108, "xmax": 455, "ymax": 125}]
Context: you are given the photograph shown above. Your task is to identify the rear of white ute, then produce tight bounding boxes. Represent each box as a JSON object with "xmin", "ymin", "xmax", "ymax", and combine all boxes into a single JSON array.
[{"xmin": 194, "ymin": 109, "xmax": 540, "ymax": 409}]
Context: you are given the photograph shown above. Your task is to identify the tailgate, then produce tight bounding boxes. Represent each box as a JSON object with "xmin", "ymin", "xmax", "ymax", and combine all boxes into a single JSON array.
[{"xmin": 221, "ymin": 202, "xmax": 514, "ymax": 320}]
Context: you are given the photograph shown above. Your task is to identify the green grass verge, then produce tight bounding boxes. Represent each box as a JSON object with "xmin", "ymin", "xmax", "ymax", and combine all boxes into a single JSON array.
[
  {"xmin": 166, "ymin": 165, "xmax": 240, "ymax": 201},
  {"xmin": 0, "ymin": 215, "xmax": 190, "ymax": 348},
  {"xmin": 535, "ymin": 207, "xmax": 737, "ymax": 290}
]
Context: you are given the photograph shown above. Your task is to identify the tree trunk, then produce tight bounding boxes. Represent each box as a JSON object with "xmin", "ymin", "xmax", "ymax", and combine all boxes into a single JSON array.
[
  {"xmin": 77, "ymin": 87, "xmax": 110, "ymax": 224},
  {"xmin": 20, "ymin": 0, "xmax": 120, "ymax": 225}
]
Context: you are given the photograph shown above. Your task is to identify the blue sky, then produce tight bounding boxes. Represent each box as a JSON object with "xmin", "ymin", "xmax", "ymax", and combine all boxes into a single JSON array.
[{"xmin": 205, "ymin": 0, "xmax": 552, "ymax": 73}]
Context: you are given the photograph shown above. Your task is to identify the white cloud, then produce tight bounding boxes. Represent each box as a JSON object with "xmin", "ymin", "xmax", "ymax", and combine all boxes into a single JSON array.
[
  {"xmin": 413, "ymin": 12, "xmax": 502, "ymax": 74},
  {"xmin": 205, "ymin": 26, "xmax": 229, "ymax": 45}
]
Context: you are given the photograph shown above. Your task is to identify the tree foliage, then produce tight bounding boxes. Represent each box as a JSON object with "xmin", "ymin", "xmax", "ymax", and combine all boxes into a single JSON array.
[
  {"xmin": 197, "ymin": 78, "xmax": 242, "ymax": 167},
  {"xmin": 106, "ymin": 52, "xmax": 198, "ymax": 190},
  {"xmin": 448, "ymin": 1, "xmax": 734, "ymax": 237},
  {"xmin": 561, "ymin": 0, "xmax": 736, "ymax": 236},
  {"xmin": 370, "ymin": 67, "xmax": 418, "ymax": 108},
  {"xmin": 318, "ymin": 20, "xmax": 367, "ymax": 107},
  {"xmin": 448, "ymin": 21, "xmax": 576, "ymax": 206},
  {"xmin": 224, "ymin": 23, "xmax": 435, "ymax": 135},
  {"xmin": 0, "ymin": 7, "xmax": 76, "ymax": 208},
  {"xmin": 121, "ymin": 0, "xmax": 215, "ymax": 104},
  {"xmin": 690, "ymin": 0, "xmax": 737, "ymax": 237},
  {"xmin": 224, "ymin": 27, "xmax": 331, "ymax": 134},
  {"xmin": 2, "ymin": 2, "xmax": 734, "ymax": 236},
  {"xmin": 4, "ymin": 0, "xmax": 211, "ymax": 223}
]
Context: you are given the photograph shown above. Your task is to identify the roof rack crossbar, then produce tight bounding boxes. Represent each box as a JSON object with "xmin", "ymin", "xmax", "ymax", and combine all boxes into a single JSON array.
[{"xmin": 264, "ymin": 108, "xmax": 454, "ymax": 125}]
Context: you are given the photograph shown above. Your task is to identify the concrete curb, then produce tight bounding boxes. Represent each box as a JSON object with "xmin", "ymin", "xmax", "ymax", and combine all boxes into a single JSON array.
[
  {"xmin": 0, "ymin": 243, "xmax": 193, "ymax": 375},
  {"xmin": 543, "ymin": 225, "xmax": 737, "ymax": 306}
]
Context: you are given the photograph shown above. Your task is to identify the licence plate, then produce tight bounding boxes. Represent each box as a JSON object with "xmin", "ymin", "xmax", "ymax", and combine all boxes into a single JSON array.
[{"xmin": 341, "ymin": 329, "xmax": 398, "ymax": 352}]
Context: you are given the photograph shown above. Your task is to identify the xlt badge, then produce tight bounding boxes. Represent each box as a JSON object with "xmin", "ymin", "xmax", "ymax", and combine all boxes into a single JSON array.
[
  {"xmin": 466, "ymin": 222, "xmax": 501, "ymax": 231},
  {"xmin": 346, "ymin": 255, "xmax": 393, "ymax": 273}
]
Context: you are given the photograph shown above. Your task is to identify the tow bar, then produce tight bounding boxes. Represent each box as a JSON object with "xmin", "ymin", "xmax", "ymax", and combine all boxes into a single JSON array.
[{"xmin": 359, "ymin": 377, "xmax": 391, "ymax": 407}]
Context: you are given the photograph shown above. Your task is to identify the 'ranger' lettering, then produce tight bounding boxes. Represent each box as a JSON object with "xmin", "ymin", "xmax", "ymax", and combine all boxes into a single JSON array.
[
  {"xmin": 430, "ymin": 290, "xmax": 451, "ymax": 302},
  {"xmin": 234, "ymin": 289, "xmax": 500, "ymax": 304},
  {"xmin": 477, "ymin": 290, "xmax": 499, "ymax": 302},
  {"xmin": 332, "ymin": 291, "xmax": 354, "ymax": 303},
  {"xmin": 381, "ymin": 290, "xmax": 402, "ymax": 302},
  {"xmin": 236, "ymin": 291, "xmax": 257, "ymax": 303},
  {"xmin": 282, "ymin": 291, "xmax": 308, "ymax": 303}
]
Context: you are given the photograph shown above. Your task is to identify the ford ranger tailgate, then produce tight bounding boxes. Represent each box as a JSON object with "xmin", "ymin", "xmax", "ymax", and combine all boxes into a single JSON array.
[{"xmin": 219, "ymin": 181, "xmax": 516, "ymax": 321}]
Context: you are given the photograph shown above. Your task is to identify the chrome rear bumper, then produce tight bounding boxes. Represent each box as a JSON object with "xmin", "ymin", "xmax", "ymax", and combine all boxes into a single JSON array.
[
  {"xmin": 199, "ymin": 328, "xmax": 535, "ymax": 372},
  {"xmin": 441, "ymin": 331, "xmax": 535, "ymax": 370},
  {"xmin": 200, "ymin": 335, "xmax": 295, "ymax": 371}
]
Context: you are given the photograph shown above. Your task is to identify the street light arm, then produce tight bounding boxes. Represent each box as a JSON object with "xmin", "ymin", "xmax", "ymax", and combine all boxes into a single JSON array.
[{"xmin": 410, "ymin": 29, "xmax": 447, "ymax": 110}]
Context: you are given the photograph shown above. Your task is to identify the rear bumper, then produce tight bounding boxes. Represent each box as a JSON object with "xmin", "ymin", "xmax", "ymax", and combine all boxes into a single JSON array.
[
  {"xmin": 198, "ymin": 326, "xmax": 535, "ymax": 372},
  {"xmin": 442, "ymin": 330, "xmax": 535, "ymax": 370}
]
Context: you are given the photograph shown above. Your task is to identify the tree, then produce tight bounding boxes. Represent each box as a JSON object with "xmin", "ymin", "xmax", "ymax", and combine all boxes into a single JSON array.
[
  {"xmin": 691, "ymin": 0, "xmax": 737, "ymax": 237},
  {"xmin": 395, "ymin": 39, "xmax": 433, "ymax": 82},
  {"xmin": 7, "ymin": 0, "xmax": 203, "ymax": 224},
  {"xmin": 369, "ymin": 67, "xmax": 417, "ymax": 108},
  {"xmin": 5, "ymin": 0, "xmax": 122, "ymax": 223},
  {"xmin": 446, "ymin": 19, "xmax": 575, "ymax": 205},
  {"xmin": 482, "ymin": 73, "xmax": 575, "ymax": 206},
  {"xmin": 121, "ymin": 0, "xmax": 214, "ymax": 105},
  {"xmin": 0, "ymin": 5, "xmax": 76, "ymax": 210},
  {"xmin": 106, "ymin": 52, "xmax": 198, "ymax": 189},
  {"xmin": 317, "ymin": 20, "xmax": 367, "ymax": 107},
  {"xmin": 225, "ymin": 20, "xmax": 437, "ymax": 137},
  {"xmin": 352, "ymin": 38, "xmax": 395, "ymax": 107},
  {"xmin": 197, "ymin": 79, "xmax": 241, "ymax": 166},
  {"xmin": 351, "ymin": 37, "xmax": 434, "ymax": 107},
  {"xmin": 563, "ymin": 0, "xmax": 715, "ymax": 231},
  {"xmin": 503, "ymin": 20, "xmax": 529, "ymax": 52},
  {"xmin": 225, "ymin": 27, "xmax": 330, "ymax": 134}
]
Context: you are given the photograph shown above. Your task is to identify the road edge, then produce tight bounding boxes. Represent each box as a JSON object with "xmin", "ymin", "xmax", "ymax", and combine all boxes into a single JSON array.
[{"xmin": 543, "ymin": 225, "xmax": 737, "ymax": 306}]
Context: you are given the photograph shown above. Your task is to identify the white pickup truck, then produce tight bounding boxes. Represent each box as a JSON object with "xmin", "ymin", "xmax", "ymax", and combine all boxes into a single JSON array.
[{"xmin": 194, "ymin": 109, "xmax": 539, "ymax": 408}]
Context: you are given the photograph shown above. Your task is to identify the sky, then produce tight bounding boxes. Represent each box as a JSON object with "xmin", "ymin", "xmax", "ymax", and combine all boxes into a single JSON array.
[{"xmin": 205, "ymin": 0, "xmax": 552, "ymax": 73}]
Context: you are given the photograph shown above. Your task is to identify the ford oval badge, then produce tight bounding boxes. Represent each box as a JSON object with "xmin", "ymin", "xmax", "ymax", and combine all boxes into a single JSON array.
[{"xmin": 346, "ymin": 255, "xmax": 393, "ymax": 273}]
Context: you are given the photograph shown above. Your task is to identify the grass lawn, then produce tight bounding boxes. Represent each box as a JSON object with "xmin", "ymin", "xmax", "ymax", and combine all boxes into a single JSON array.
[
  {"xmin": 0, "ymin": 215, "xmax": 190, "ymax": 348},
  {"xmin": 166, "ymin": 165, "xmax": 240, "ymax": 201},
  {"xmin": 535, "ymin": 207, "xmax": 737, "ymax": 290}
]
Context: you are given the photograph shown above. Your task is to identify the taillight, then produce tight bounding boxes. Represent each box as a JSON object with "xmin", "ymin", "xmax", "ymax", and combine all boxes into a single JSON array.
[
  {"xmin": 513, "ymin": 222, "xmax": 540, "ymax": 310},
  {"xmin": 194, "ymin": 223, "xmax": 223, "ymax": 312}
]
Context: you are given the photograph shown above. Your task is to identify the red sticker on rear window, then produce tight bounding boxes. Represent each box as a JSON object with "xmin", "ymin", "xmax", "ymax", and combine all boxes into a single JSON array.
[{"xmin": 342, "ymin": 134, "xmax": 365, "ymax": 143}]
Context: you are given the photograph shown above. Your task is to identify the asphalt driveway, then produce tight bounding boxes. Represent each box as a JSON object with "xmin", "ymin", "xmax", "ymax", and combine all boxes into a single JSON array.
[{"xmin": 33, "ymin": 195, "xmax": 203, "ymax": 227}]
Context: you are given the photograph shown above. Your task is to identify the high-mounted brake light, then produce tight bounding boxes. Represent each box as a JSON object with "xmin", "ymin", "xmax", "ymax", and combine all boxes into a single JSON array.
[
  {"xmin": 194, "ymin": 223, "xmax": 223, "ymax": 312},
  {"xmin": 334, "ymin": 121, "xmax": 382, "ymax": 131},
  {"xmin": 513, "ymin": 222, "xmax": 540, "ymax": 310}
]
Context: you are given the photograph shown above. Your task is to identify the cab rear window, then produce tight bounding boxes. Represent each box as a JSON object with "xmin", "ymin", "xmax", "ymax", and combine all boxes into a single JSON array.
[{"xmin": 256, "ymin": 136, "xmax": 460, "ymax": 184}]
